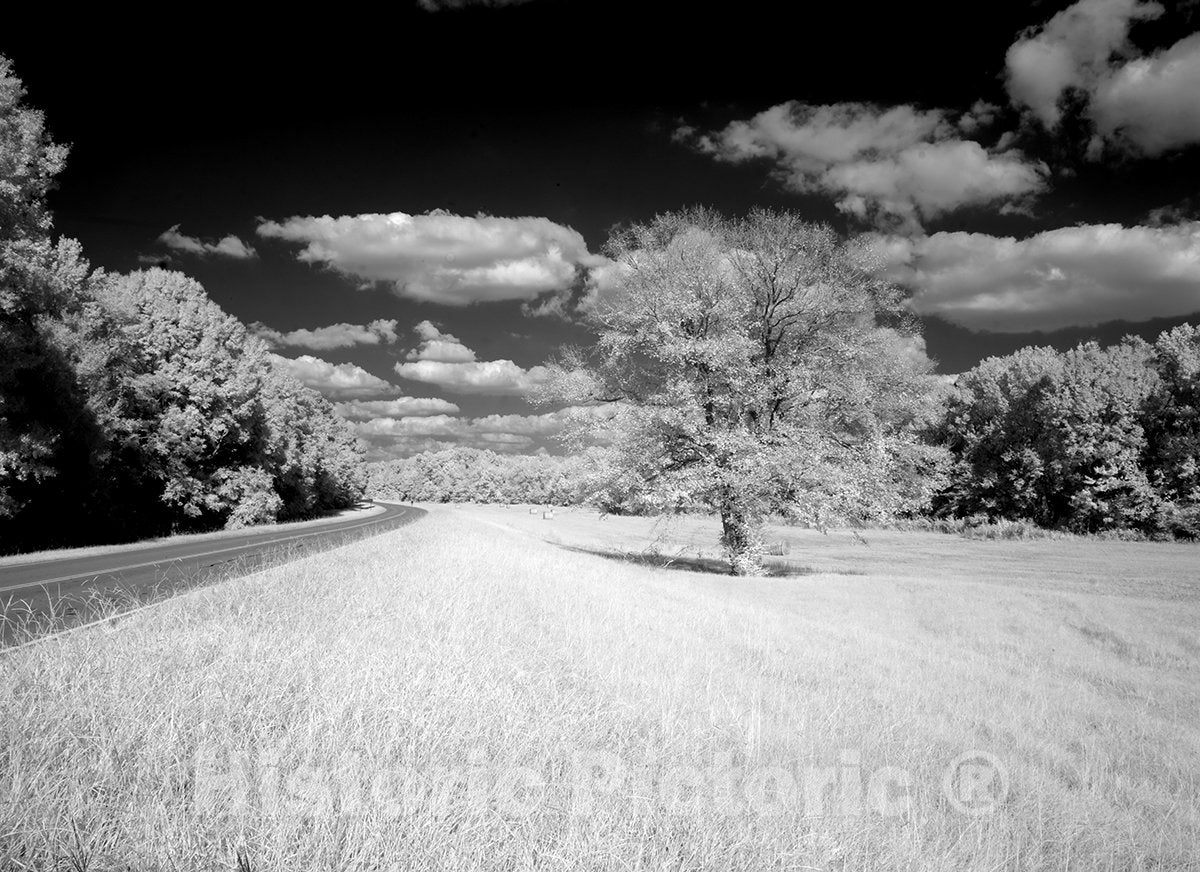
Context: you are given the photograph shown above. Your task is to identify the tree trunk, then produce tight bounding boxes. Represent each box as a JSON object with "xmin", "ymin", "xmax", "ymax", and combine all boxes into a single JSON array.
[{"xmin": 720, "ymin": 501, "xmax": 766, "ymax": 576}]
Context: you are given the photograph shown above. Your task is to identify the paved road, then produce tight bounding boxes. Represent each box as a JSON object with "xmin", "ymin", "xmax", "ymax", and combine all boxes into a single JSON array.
[{"xmin": 0, "ymin": 502, "xmax": 424, "ymax": 645}]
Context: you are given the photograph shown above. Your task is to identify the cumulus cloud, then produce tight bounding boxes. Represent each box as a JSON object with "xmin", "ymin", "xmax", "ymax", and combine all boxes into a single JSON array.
[
  {"xmin": 356, "ymin": 414, "xmax": 469, "ymax": 439},
  {"xmin": 395, "ymin": 358, "xmax": 551, "ymax": 395},
  {"xmin": 354, "ymin": 404, "xmax": 618, "ymax": 459},
  {"xmin": 1091, "ymin": 32, "xmax": 1200, "ymax": 155},
  {"xmin": 269, "ymin": 353, "xmax": 398, "ymax": 399},
  {"xmin": 417, "ymin": 0, "xmax": 533, "ymax": 9},
  {"xmin": 158, "ymin": 225, "xmax": 257, "ymax": 259},
  {"xmin": 251, "ymin": 319, "xmax": 399, "ymax": 351},
  {"xmin": 355, "ymin": 406, "xmax": 607, "ymax": 441},
  {"xmin": 687, "ymin": 102, "xmax": 1046, "ymax": 230},
  {"xmin": 406, "ymin": 320, "xmax": 477, "ymax": 362},
  {"xmin": 392, "ymin": 326, "xmax": 549, "ymax": 394},
  {"xmin": 523, "ymin": 258, "xmax": 630, "ymax": 319},
  {"xmin": 1146, "ymin": 199, "xmax": 1197, "ymax": 226},
  {"xmin": 256, "ymin": 210, "xmax": 602, "ymax": 305},
  {"xmin": 332, "ymin": 397, "xmax": 460, "ymax": 420},
  {"xmin": 1006, "ymin": 0, "xmax": 1200, "ymax": 156},
  {"xmin": 864, "ymin": 221, "xmax": 1200, "ymax": 332}
]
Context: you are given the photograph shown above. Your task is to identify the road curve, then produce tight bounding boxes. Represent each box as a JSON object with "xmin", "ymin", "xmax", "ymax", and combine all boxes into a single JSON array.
[{"xmin": 0, "ymin": 501, "xmax": 424, "ymax": 644}]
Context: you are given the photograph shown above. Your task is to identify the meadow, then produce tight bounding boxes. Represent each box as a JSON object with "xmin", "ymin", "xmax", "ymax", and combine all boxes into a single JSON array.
[{"xmin": 1, "ymin": 505, "xmax": 1197, "ymax": 871}]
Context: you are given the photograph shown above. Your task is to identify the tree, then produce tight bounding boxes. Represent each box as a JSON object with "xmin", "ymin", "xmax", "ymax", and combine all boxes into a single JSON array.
[
  {"xmin": 935, "ymin": 337, "xmax": 1167, "ymax": 535},
  {"xmin": 1143, "ymin": 324, "xmax": 1200, "ymax": 538},
  {"xmin": 0, "ymin": 54, "xmax": 367, "ymax": 552},
  {"xmin": 1055, "ymin": 339, "xmax": 1158, "ymax": 532},
  {"xmin": 0, "ymin": 55, "xmax": 101, "ymax": 546},
  {"xmin": 536, "ymin": 208, "xmax": 941, "ymax": 575},
  {"xmin": 0, "ymin": 56, "xmax": 67, "ymax": 245},
  {"xmin": 936, "ymin": 346, "xmax": 1069, "ymax": 524},
  {"xmin": 84, "ymin": 268, "xmax": 366, "ymax": 533},
  {"xmin": 88, "ymin": 268, "xmax": 274, "ymax": 528}
]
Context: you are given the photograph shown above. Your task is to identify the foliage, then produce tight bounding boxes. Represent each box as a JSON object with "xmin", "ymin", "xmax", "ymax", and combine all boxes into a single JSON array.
[
  {"xmin": 0, "ymin": 56, "xmax": 365, "ymax": 552},
  {"xmin": 0, "ymin": 56, "xmax": 99, "ymax": 537},
  {"xmin": 367, "ymin": 447, "xmax": 591, "ymax": 506},
  {"xmin": 1142, "ymin": 324, "xmax": 1200, "ymax": 538},
  {"xmin": 0, "ymin": 55, "xmax": 67, "ymax": 245},
  {"xmin": 934, "ymin": 328, "xmax": 1200, "ymax": 539},
  {"xmin": 536, "ymin": 208, "xmax": 945, "ymax": 574}
]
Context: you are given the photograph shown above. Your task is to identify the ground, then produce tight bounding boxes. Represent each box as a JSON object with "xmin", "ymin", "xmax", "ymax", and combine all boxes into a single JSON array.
[{"xmin": 1, "ymin": 505, "xmax": 1197, "ymax": 870}]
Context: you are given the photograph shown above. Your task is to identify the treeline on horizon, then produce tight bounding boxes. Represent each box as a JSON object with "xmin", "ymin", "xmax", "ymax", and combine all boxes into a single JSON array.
[
  {"xmin": 5, "ymin": 52, "xmax": 1199, "ymax": 554},
  {"xmin": 0, "ymin": 59, "xmax": 365, "ymax": 553},
  {"xmin": 370, "ymin": 324, "xmax": 1200, "ymax": 541}
]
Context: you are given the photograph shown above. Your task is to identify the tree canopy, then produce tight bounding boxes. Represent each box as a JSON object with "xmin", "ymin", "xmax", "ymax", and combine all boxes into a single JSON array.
[
  {"xmin": 0, "ymin": 56, "xmax": 366, "ymax": 552},
  {"xmin": 935, "ymin": 326, "xmax": 1200, "ymax": 538},
  {"xmin": 536, "ymin": 208, "xmax": 943, "ymax": 574}
]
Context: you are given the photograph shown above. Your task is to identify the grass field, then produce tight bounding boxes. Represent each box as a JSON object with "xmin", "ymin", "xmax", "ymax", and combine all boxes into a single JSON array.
[{"xmin": 1, "ymin": 506, "xmax": 1197, "ymax": 870}]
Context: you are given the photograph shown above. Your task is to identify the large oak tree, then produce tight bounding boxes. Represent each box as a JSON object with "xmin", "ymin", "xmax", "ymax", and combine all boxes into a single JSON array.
[{"xmin": 538, "ymin": 208, "xmax": 942, "ymax": 575}]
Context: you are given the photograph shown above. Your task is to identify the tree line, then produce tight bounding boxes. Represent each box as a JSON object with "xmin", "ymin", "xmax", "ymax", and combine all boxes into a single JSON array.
[
  {"xmin": 367, "ymin": 448, "xmax": 595, "ymax": 507},
  {"xmin": 6, "ymin": 52, "xmax": 1197, "ymax": 565},
  {"xmin": 374, "ymin": 323, "xmax": 1199, "ymax": 546},
  {"xmin": 0, "ymin": 58, "xmax": 365, "ymax": 552},
  {"xmin": 933, "ymin": 326, "xmax": 1200, "ymax": 540}
]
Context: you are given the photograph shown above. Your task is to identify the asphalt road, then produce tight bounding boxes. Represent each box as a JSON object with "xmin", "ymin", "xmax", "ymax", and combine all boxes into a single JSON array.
[{"xmin": 0, "ymin": 501, "xmax": 424, "ymax": 645}]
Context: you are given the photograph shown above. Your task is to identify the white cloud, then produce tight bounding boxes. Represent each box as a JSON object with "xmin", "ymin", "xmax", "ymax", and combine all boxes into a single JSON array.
[
  {"xmin": 333, "ymin": 397, "xmax": 460, "ymax": 420},
  {"xmin": 354, "ymin": 405, "xmax": 617, "ymax": 459},
  {"xmin": 1005, "ymin": 0, "xmax": 1154, "ymax": 126},
  {"xmin": 1005, "ymin": 0, "xmax": 1200, "ymax": 156},
  {"xmin": 1091, "ymin": 32, "xmax": 1200, "ymax": 155},
  {"xmin": 356, "ymin": 414, "xmax": 466, "ymax": 438},
  {"xmin": 865, "ymin": 221, "xmax": 1200, "ymax": 332},
  {"xmin": 355, "ymin": 406, "xmax": 606, "ymax": 441},
  {"xmin": 392, "ymin": 326, "xmax": 549, "ymax": 394},
  {"xmin": 256, "ymin": 210, "xmax": 602, "ymax": 305},
  {"xmin": 469, "ymin": 409, "xmax": 583, "ymax": 436},
  {"xmin": 158, "ymin": 225, "xmax": 256, "ymax": 259},
  {"xmin": 417, "ymin": 0, "xmax": 533, "ymax": 10},
  {"xmin": 269, "ymin": 353, "xmax": 398, "ymax": 399},
  {"xmin": 251, "ymin": 318, "xmax": 399, "ymax": 351},
  {"xmin": 395, "ymin": 358, "xmax": 551, "ymax": 395},
  {"xmin": 689, "ymin": 102, "xmax": 1046, "ymax": 230},
  {"xmin": 406, "ymin": 320, "xmax": 477, "ymax": 362}
]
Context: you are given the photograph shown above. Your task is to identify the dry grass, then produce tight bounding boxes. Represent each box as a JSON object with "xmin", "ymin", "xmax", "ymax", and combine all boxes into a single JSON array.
[{"xmin": 1, "ymin": 506, "xmax": 1197, "ymax": 870}]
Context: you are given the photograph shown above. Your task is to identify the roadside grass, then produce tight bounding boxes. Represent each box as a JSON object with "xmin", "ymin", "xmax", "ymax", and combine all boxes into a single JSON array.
[
  {"xmin": 1, "ymin": 507, "xmax": 1197, "ymax": 870},
  {"xmin": 0, "ymin": 502, "xmax": 383, "ymax": 568},
  {"xmin": 0, "ymin": 583, "xmax": 146, "ymax": 645},
  {"xmin": 0, "ymin": 550, "xmax": 282, "ymax": 649},
  {"xmin": 0, "ymin": 543, "xmax": 330, "ymax": 650}
]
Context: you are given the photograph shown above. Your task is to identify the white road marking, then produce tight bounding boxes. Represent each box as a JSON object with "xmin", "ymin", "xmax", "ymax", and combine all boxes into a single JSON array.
[{"xmin": 0, "ymin": 510, "xmax": 404, "ymax": 596}]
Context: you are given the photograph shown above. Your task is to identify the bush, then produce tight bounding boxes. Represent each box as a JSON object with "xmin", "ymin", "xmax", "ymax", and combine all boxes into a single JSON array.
[{"xmin": 215, "ymin": 466, "xmax": 284, "ymax": 530}]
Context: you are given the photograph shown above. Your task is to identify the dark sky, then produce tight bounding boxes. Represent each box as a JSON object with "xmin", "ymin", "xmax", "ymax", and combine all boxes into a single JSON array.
[{"xmin": 5, "ymin": 0, "xmax": 1199, "ymax": 457}]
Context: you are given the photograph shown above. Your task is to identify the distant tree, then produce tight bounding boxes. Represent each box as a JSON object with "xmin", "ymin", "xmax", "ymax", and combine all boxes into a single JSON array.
[
  {"xmin": 366, "ymin": 446, "xmax": 593, "ymax": 507},
  {"xmin": 258, "ymin": 365, "xmax": 366, "ymax": 518},
  {"xmin": 536, "ymin": 208, "xmax": 941, "ymax": 574}
]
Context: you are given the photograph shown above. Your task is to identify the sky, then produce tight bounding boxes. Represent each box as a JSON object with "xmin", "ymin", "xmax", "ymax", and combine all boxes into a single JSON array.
[{"xmin": 5, "ymin": 0, "xmax": 1200, "ymax": 459}]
